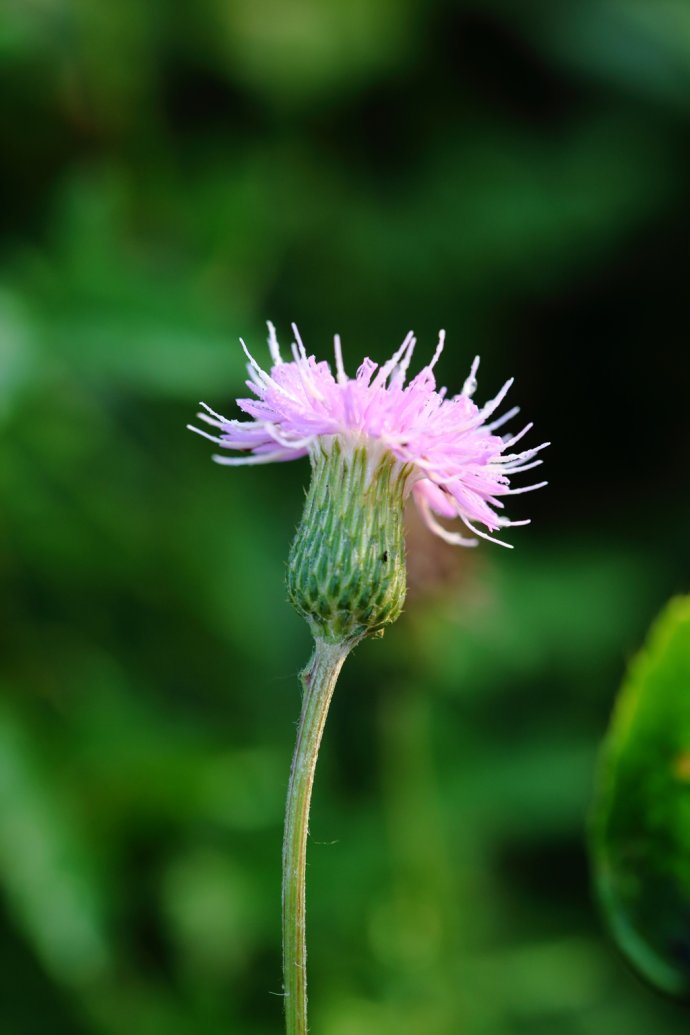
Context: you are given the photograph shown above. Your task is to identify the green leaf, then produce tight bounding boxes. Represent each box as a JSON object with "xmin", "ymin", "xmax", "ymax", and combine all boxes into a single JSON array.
[{"xmin": 591, "ymin": 596, "xmax": 690, "ymax": 998}]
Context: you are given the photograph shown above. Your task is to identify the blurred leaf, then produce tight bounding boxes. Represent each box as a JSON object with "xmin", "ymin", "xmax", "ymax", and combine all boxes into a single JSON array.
[
  {"xmin": 0, "ymin": 699, "xmax": 111, "ymax": 987},
  {"xmin": 162, "ymin": 848, "xmax": 260, "ymax": 979},
  {"xmin": 3, "ymin": 164, "xmax": 287, "ymax": 397},
  {"xmin": 211, "ymin": 0, "xmax": 416, "ymax": 106},
  {"xmin": 0, "ymin": 288, "xmax": 36, "ymax": 415},
  {"xmin": 531, "ymin": 0, "xmax": 690, "ymax": 110}
]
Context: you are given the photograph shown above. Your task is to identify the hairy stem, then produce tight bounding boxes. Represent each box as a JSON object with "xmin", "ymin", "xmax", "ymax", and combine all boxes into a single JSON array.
[{"xmin": 282, "ymin": 638, "xmax": 352, "ymax": 1034}]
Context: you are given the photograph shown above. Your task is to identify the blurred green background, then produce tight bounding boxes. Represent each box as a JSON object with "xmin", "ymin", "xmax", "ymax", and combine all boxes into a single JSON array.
[{"xmin": 2, "ymin": 1, "xmax": 690, "ymax": 1032}]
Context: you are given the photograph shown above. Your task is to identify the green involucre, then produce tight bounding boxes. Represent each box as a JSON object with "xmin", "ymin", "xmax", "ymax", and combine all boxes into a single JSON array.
[{"xmin": 287, "ymin": 441, "xmax": 410, "ymax": 644}]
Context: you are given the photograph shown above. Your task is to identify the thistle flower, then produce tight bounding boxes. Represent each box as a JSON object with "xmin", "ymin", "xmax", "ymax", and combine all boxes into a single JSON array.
[
  {"xmin": 189, "ymin": 323, "xmax": 547, "ymax": 643},
  {"xmin": 188, "ymin": 323, "xmax": 548, "ymax": 1035},
  {"xmin": 188, "ymin": 322, "xmax": 547, "ymax": 551}
]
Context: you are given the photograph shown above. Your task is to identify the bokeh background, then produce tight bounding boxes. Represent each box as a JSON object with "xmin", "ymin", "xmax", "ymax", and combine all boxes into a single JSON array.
[{"xmin": 2, "ymin": 1, "xmax": 690, "ymax": 1033}]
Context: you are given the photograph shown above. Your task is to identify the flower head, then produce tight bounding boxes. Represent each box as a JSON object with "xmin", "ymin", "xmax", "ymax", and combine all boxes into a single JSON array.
[{"xmin": 188, "ymin": 323, "xmax": 548, "ymax": 550}]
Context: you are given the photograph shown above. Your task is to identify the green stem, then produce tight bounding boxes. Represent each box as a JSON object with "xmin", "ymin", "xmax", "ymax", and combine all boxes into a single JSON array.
[{"xmin": 282, "ymin": 638, "xmax": 352, "ymax": 1035}]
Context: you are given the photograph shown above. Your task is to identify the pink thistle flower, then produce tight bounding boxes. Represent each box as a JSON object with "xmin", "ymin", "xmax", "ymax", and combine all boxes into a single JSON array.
[{"xmin": 188, "ymin": 323, "xmax": 548, "ymax": 549}]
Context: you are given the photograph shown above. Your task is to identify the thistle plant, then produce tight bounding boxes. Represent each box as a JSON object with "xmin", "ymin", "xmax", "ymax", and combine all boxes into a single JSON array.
[{"xmin": 189, "ymin": 323, "xmax": 547, "ymax": 1034}]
